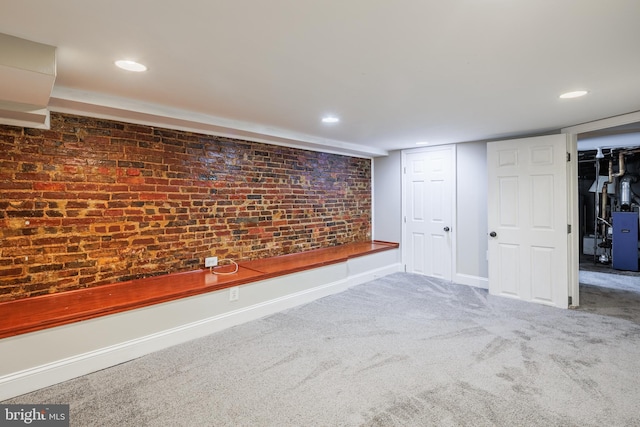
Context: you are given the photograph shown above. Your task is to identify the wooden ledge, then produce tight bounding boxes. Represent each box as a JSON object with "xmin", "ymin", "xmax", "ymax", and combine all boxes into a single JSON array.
[
  {"xmin": 239, "ymin": 240, "xmax": 397, "ymax": 276},
  {"xmin": 0, "ymin": 241, "xmax": 398, "ymax": 339}
]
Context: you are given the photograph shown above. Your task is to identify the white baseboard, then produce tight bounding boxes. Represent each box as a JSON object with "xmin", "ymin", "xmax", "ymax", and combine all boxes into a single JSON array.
[
  {"xmin": 0, "ymin": 260, "xmax": 400, "ymax": 401},
  {"xmin": 454, "ymin": 273, "xmax": 489, "ymax": 289}
]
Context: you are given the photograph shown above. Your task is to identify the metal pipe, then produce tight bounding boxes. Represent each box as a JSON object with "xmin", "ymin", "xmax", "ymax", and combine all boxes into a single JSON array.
[
  {"xmin": 601, "ymin": 180, "xmax": 609, "ymax": 237},
  {"xmin": 600, "ymin": 152, "xmax": 625, "ymax": 226},
  {"xmin": 599, "ymin": 157, "xmax": 614, "ymax": 241},
  {"xmin": 594, "ymin": 158, "xmax": 600, "ymax": 262},
  {"xmin": 613, "ymin": 152, "xmax": 626, "ymax": 178}
]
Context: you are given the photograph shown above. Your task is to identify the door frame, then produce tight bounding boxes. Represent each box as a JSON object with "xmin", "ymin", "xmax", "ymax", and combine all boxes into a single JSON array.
[
  {"xmin": 566, "ymin": 132, "xmax": 579, "ymax": 307},
  {"xmin": 562, "ymin": 110, "xmax": 640, "ymax": 307},
  {"xmin": 401, "ymin": 144, "xmax": 457, "ymax": 280}
]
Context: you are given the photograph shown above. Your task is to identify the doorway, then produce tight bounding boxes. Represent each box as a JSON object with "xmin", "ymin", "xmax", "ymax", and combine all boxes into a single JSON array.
[
  {"xmin": 563, "ymin": 114, "xmax": 640, "ymax": 304},
  {"xmin": 402, "ymin": 145, "xmax": 456, "ymax": 280}
]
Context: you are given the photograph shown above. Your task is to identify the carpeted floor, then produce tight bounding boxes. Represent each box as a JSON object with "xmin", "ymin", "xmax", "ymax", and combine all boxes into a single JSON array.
[{"xmin": 5, "ymin": 272, "xmax": 640, "ymax": 426}]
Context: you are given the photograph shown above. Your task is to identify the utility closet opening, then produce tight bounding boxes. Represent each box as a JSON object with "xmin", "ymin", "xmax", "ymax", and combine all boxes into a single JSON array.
[{"xmin": 577, "ymin": 122, "xmax": 640, "ymax": 290}]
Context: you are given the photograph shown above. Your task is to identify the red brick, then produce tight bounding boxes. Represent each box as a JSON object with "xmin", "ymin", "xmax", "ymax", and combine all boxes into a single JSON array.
[
  {"xmin": 61, "ymin": 218, "xmax": 95, "ymax": 226},
  {"xmin": 22, "ymin": 218, "xmax": 63, "ymax": 227},
  {"xmin": 14, "ymin": 172, "xmax": 50, "ymax": 181},
  {"xmin": 0, "ymin": 182, "xmax": 32, "ymax": 190},
  {"xmin": 129, "ymin": 184, "xmax": 155, "ymax": 192},
  {"xmin": 66, "ymin": 183, "xmax": 99, "ymax": 191},
  {"xmin": 34, "ymin": 182, "xmax": 66, "ymax": 191},
  {"xmin": 140, "ymin": 192, "xmax": 167, "ymax": 200},
  {"xmin": 132, "ymin": 238, "xmax": 155, "ymax": 245},
  {"xmin": 0, "ymin": 267, "xmax": 24, "ymax": 277},
  {"xmin": 156, "ymin": 185, "xmax": 180, "ymax": 193},
  {"xmin": 0, "ymin": 112, "xmax": 372, "ymax": 301},
  {"xmin": 100, "ymin": 185, "xmax": 129, "ymax": 192},
  {"xmin": 144, "ymin": 177, "xmax": 169, "ymax": 185},
  {"xmin": 117, "ymin": 176, "xmax": 144, "ymax": 184}
]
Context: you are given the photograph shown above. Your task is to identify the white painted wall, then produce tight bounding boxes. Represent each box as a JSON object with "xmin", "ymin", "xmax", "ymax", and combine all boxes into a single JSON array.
[
  {"xmin": 375, "ymin": 143, "xmax": 488, "ymax": 286},
  {"xmin": 455, "ymin": 141, "xmax": 488, "ymax": 287},
  {"xmin": 0, "ymin": 250, "xmax": 401, "ymax": 401},
  {"xmin": 373, "ymin": 151, "xmax": 402, "ymax": 242}
]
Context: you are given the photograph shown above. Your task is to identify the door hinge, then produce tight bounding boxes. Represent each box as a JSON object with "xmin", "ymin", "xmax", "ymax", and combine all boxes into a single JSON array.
[
  {"xmin": 404, "ymin": 264, "xmax": 407, "ymax": 272},
  {"xmin": 567, "ymin": 224, "xmax": 572, "ymax": 234},
  {"xmin": 403, "ymin": 166, "xmax": 407, "ymax": 174},
  {"xmin": 568, "ymin": 296, "xmax": 573, "ymax": 306},
  {"xmin": 404, "ymin": 216, "xmax": 407, "ymax": 223},
  {"xmin": 566, "ymin": 152, "xmax": 571, "ymax": 162}
]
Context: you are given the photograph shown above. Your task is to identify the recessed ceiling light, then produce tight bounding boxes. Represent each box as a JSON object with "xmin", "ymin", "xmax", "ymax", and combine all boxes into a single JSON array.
[
  {"xmin": 115, "ymin": 60, "xmax": 147, "ymax": 72},
  {"xmin": 321, "ymin": 116, "xmax": 340, "ymax": 124},
  {"xmin": 559, "ymin": 90, "xmax": 588, "ymax": 99},
  {"xmin": 416, "ymin": 141, "xmax": 430, "ymax": 146}
]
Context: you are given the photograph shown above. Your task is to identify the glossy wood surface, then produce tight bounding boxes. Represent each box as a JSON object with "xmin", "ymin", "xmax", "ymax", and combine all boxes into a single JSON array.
[
  {"xmin": 0, "ymin": 241, "xmax": 398, "ymax": 339},
  {"xmin": 239, "ymin": 241, "xmax": 397, "ymax": 275}
]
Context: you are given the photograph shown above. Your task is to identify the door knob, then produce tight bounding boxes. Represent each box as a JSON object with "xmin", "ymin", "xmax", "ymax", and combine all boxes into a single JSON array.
[
  {"xmin": 444, "ymin": 226, "xmax": 450, "ymax": 232},
  {"xmin": 489, "ymin": 231, "xmax": 497, "ymax": 237}
]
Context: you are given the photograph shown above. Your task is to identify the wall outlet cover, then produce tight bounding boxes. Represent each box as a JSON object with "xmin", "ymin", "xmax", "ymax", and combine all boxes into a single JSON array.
[
  {"xmin": 229, "ymin": 287, "xmax": 239, "ymax": 301},
  {"xmin": 205, "ymin": 257, "xmax": 218, "ymax": 267}
]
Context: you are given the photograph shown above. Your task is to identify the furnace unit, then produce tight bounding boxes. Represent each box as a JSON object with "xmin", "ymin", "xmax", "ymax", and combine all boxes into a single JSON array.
[{"xmin": 612, "ymin": 211, "xmax": 639, "ymax": 271}]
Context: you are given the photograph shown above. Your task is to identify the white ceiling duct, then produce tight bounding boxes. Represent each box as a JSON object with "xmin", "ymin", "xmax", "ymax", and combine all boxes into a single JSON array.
[
  {"xmin": 0, "ymin": 33, "xmax": 56, "ymax": 129},
  {"xmin": 577, "ymin": 133, "xmax": 640, "ymax": 152}
]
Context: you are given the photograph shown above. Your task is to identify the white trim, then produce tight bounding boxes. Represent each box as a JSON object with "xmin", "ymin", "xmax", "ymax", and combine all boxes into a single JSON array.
[
  {"xmin": 48, "ymin": 87, "xmax": 387, "ymax": 159},
  {"xmin": 0, "ymin": 108, "xmax": 50, "ymax": 129},
  {"xmin": 401, "ymin": 151, "xmax": 407, "ymax": 272},
  {"xmin": 561, "ymin": 110, "xmax": 640, "ymax": 135},
  {"xmin": 450, "ymin": 145, "xmax": 458, "ymax": 283},
  {"xmin": 0, "ymin": 255, "xmax": 400, "ymax": 401},
  {"xmin": 566, "ymin": 133, "xmax": 580, "ymax": 307},
  {"xmin": 454, "ymin": 273, "xmax": 489, "ymax": 289},
  {"xmin": 371, "ymin": 159, "xmax": 375, "ymax": 241}
]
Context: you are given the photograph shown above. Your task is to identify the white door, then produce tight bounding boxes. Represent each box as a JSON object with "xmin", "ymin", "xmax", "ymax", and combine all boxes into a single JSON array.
[
  {"xmin": 487, "ymin": 134, "xmax": 569, "ymax": 308},
  {"xmin": 403, "ymin": 146, "xmax": 455, "ymax": 280}
]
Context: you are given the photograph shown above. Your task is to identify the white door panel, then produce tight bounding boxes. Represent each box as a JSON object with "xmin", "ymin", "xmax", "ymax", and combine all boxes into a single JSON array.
[
  {"xmin": 404, "ymin": 146, "xmax": 455, "ymax": 280},
  {"xmin": 412, "ymin": 233, "xmax": 425, "ymax": 274},
  {"xmin": 488, "ymin": 135, "xmax": 569, "ymax": 308}
]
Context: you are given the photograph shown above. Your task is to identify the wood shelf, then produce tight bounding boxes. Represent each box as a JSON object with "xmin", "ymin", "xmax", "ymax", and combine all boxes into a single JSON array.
[{"xmin": 0, "ymin": 241, "xmax": 398, "ymax": 339}]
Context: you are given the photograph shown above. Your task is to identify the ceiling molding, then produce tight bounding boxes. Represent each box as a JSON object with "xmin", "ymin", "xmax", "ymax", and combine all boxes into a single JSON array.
[
  {"xmin": 0, "ymin": 33, "xmax": 56, "ymax": 129},
  {"xmin": 561, "ymin": 111, "xmax": 640, "ymax": 135},
  {"xmin": 0, "ymin": 107, "xmax": 49, "ymax": 129},
  {"xmin": 49, "ymin": 87, "xmax": 387, "ymax": 159}
]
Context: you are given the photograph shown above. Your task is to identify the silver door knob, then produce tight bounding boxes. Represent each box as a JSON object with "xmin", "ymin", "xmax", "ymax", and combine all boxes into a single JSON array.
[
  {"xmin": 444, "ymin": 226, "xmax": 450, "ymax": 232},
  {"xmin": 489, "ymin": 231, "xmax": 497, "ymax": 237}
]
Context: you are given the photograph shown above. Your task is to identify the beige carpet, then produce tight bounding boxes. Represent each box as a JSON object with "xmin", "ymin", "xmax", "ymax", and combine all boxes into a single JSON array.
[{"xmin": 5, "ymin": 272, "xmax": 640, "ymax": 426}]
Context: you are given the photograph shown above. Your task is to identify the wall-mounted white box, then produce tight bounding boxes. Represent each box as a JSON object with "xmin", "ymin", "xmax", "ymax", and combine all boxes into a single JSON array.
[{"xmin": 229, "ymin": 287, "xmax": 239, "ymax": 301}]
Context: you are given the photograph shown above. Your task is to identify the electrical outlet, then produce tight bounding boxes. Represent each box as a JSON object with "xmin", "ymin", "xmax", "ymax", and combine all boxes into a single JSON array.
[
  {"xmin": 229, "ymin": 286, "xmax": 239, "ymax": 301},
  {"xmin": 205, "ymin": 256, "xmax": 218, "ymax": 268}
]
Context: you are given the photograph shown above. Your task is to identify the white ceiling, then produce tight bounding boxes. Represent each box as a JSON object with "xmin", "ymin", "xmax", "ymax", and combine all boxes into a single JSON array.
[{"xmin": 1, "ymin": 0, "xmax": 639, "ymax": 157}]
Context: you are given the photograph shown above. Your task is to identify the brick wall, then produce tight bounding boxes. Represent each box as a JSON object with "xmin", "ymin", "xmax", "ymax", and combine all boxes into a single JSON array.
[{"xmin": 0, "ymin": 113, "xmax": 371, "ymax": 301}]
